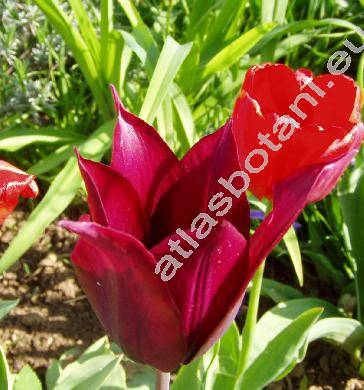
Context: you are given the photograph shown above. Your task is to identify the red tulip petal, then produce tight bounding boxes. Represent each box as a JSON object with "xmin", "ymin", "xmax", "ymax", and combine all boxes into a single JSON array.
[
  {"xmin": 232, "ymin": 92, "xmax": 282, "ymax": 199},
  {"xmin": 151, "ymin": 121, "xmax": 250, "ymax": 243},
  {"xmin": 151, "ymin": 220, "xmax": 249, "ymax": 361},
  {"xmin": 60, "ymin": 220, "xmax": 187, "ymax": 372},
  {"xmin": 302, "ymin": 74, "xmax": 361, "ymax": 128},
  {"xmin": 242, "ymin": 63, "xmax": 300, "ymax": 116},
  {"xmin": 110, "ymin": 91, "xmax": 180, "ymax": 216},
  {"xmin": 295, "ymin": 68, "xmax": 313, "ymax": 87},
  {"xmin": 76, "ymin": 152, "xmax": 147, "ymax": 239},
  {"xmin": 232, "ymin": 82, "xmax": 362, "ymax": 199},
  {"xmin": 0, "ymin": 160, "xmax": 38, "ymax": 224},
  {"xmin": 249, "ymin": 123, "xmax": 363, "ymax": 275}
]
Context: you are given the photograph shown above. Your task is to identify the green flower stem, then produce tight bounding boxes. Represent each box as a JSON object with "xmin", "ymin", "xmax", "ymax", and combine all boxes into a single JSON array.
[
  {"xmin": 156, "ymin": 371, "xmax": 170, "ymax": 390},
  {"xmin": 237, "ymin": 261, "xmax": 265, "ymax": 377}
]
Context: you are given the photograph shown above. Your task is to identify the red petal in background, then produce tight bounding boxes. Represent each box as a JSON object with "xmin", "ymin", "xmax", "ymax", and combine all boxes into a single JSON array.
[
  {"xmin": 242, "ymin": 63, "xmax": 300, "ymax": 116},
  {"xmin": 0, "ymin": 160, "xmax": 38, "ymax": 224}
]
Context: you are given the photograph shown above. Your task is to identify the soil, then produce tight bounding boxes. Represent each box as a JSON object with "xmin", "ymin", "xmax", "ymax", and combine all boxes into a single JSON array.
[{"xmin": 0, "ymin": 207, "xmax": 363, "ymax": 389}]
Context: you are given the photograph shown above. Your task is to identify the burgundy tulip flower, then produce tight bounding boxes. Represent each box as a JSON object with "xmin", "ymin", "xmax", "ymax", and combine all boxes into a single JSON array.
[
  {"xmin": 60, "ymin": 87, "xmax": 252, "ymax": 372},
  {"xmin": 0, "ymin": 160, "xmax": 38, "ymax": 224}
]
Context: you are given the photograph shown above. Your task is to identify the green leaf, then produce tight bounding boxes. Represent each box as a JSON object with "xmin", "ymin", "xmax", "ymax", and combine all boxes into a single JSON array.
[
  {"xmin": 250, "ymin": 298, "xmax": 340, "ymax": 364},
  {"xmin": 236, "ymin": 308, "xmax": 322, "ymax": 389},
  {"xmin": 209, "ymin": 322, "xmax": 241, "ymax": 390},
  {"xmin": 283, "ymin": 225, "xmax": 303, "ymax": 286},
  {"xmin": 0, "ymin": 346, "xmax": 11, "ymax": 390},
  {"xmin": 139, "ymin": 36, "xmax": 192, "ymax": 124},
  {"xmin": 173, "ymin": 343, "xmax": 220, "ymax": 390},
  {"xmin": 122, "ymin": 27, "xmax": 194, "ymax": 150},
  {"xmin": 14, "ymin": 365, "xmax": 42, "ymax": 390},
  {"xmin": 46, "ymin": 360, "xmax": 62, "ymax": 389},
  {"xmin": 69, "ymin": 0, "xmax": 100, "ymax": 65},
  {"xmin": 251, "ymin": 18, "xmax": 364, "ymax": 56},
  {"xmin": 201, "ymin": 0, "xmax": 248, "ymax": 56},
  {"xmin": 101, "ymin": 363, "xmax": 127, "ymax": 389},
  {"xmin": 157, "ymin": 96, "xmax": 174, "ymax": 143},
  {"xmin": 127, "ymin": 367, "xmax": 155, "ymax": 390},
  {"xmin": 261, "ymin": 0, "xmax": 275, "ymax": 23},
  {"xmin": 117, "ymin": 0, "xmax": 143, "ymax": 28},
  {"xmin": 0, "ymin": 128, "xmax": 84, "ymax": 152},
  {"xmin": 261, "ymin": 278, "xmax": 304, "ymax": 303},
  {"xmin": 339, "ymin": 161, "xmax": 364, "ymax": 322},
  {"xmin": 100, "ymin": 0, "xmax": 114, "ymax": 82},
  {"xmin": 309, "ymin": 317, "xmax": 364, "ymax": 355},
  {"xmin": 34, "ymin": 0, "xmax": 110, "ymax": 119},
  {"xmin": 170, "ymin": 83, "xmax": 196, "ymax": 150},
  {"xmin": 28, "ymin": 144, "xmax": 78, "ymax": 176},
  {"xmin": 273, "ymin": 0, "xmax": 289, "ymax": 23},
  {"xmin": 172, "ymin": 360, "xmax": 201, "ymax": 390},
  {"xmin": 201, "ymin": 23, "xmax": 276, "ymax": 78},
  {"xmin": 0, "ymin": 299, "xmax": 18, "ymax": 321},
  {"xmin": 54, "ymin": 355, "xmax": 122, "ymax": 390}
]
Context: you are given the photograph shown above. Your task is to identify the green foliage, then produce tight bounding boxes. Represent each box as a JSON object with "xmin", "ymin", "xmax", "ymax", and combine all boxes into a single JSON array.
[
  {"xmin": 46, "ymin": 337, "xmax": 126, "ymax": 389},
  {"xmin": 1, "ymin": 0, "xmax": 364, "ymax": 388},
  {"xmin": 0, "ymin": 299, "xmax": 18, "ymax": 321},
  {"xmin": 171, "ymin": 297, "xmax": 364, "ymax": 390},
  {"xmin": 0, "ymin": 346, "xmax": 12, "ymax": 390},
  {"xmin": 13, "ymin": 365, "xmax": 42, "ymax": 390},
  {"xmin": 339, "ymin": 150, "xmax": 364, "ymax": 322}
]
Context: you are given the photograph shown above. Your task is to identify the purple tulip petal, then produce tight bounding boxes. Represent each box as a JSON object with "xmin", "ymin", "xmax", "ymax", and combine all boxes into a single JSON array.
[
  {"xmin": 151, "ymin": 220, "xmax": 249, "ymax": 362},
  {"xmin": 249, "ymin": 124, "xmax": 363, "ymax": 276},
  {"xmin": 76, "ymin": 152, "xmax": 147, "ymax": 240},
  {"xmin": 110, "ymin": 90, "xmax": 180, "ymax": 216},
  {"xmin": 60, "ymin": 220, "xmax": 187, "ymax": 372},
  {"xmin": 151, "ymin": 121, "xmax": 250, "ymax": 243}
]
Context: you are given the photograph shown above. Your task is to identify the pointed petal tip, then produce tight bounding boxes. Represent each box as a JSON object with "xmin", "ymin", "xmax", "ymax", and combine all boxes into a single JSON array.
[
  {"xmin": 58, "ymin": 219, "xmax": 84, "ymax": 234},
  {"xmin": 109, "ymin": 84, "xmax": 125, "ymax": 114}
]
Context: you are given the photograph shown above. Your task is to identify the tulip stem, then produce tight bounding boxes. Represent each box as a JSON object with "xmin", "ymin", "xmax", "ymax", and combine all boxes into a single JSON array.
[
  {"xmin": 237, "ymin": 261, "xmax": 265, "ymax": 378},
  {"xmin": 156, "ymin": 370, "xmax": 170, "ymax": 390}
]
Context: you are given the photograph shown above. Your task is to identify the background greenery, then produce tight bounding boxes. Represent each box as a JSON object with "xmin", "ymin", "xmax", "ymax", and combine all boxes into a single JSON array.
[{"xmin": 1, "ymin": 0, "xmax": 364, "ymax": 388}]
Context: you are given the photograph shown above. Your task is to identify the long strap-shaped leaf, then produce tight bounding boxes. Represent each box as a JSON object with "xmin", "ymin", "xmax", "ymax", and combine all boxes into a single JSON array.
[
  {"xmin": 33, "ymin": 0, "xmax": 110, "ymax": 119},
  {"xmin": 201, "ymin": 22, "xmax": 276, "ymax": 79},
  {"xmin": 69, "ymin": 0, "xmax": 101, "ymax": 66}
]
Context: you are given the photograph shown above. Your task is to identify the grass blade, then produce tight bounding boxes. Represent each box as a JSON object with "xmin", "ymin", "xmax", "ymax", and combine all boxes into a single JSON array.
[
  {"xmin": 283, "ymin": 226, "xmax": 304, "ymax": 286},
  {"xmin": 201, "ymin": 23, "xmax": 276, "ymax": 78},
  {"xmin": 0, "ymin": 128, "xmax": 84, "ymax": 152},
  {"xmin": 69, "ymin": 0, "xmax": 100, "ymax": 65},
  {"xmin": 117, "ymin": 0, "xmax": 143, "ymax": 28},
  {"xmin": 34, "ymin": 0, "xmax": 110, "ymax": 119},
  {"xmin": 139, "ymin": 36, "xmax": 192, "ymax": 124},
  {"xmin": 101, "ymin": 0, "xmax": 114, "ymax": 81}
]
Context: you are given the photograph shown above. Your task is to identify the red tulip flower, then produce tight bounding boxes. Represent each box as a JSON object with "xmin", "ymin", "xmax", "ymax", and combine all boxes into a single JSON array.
[
  {"xmin": 231, "ymin": 64, "xmax": 363, "ymax": 268},
  {"xmin": 0, "ymin": 160, "xmax": 38, "ymax": 224}
]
